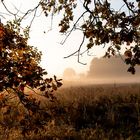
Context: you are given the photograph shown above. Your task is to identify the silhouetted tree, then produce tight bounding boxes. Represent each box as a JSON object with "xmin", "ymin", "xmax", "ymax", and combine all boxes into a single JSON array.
[
  {"xmin": 40, "ymin": 0, "xmax": 140, "ymax": 74},
  {"xmin": 87, "ymin": 56, "xmax": 140, "ymax": 81},
  {"xmin": 0, "ymin": 0, "xmax": 139, "ymax": 137},
  {"xmin": 0, "ymin": 16, "xmax": 62, "ymax": 137},
  {"xmin": 63, "ymin": 68, "xmax": 76, "ymax": 80},
  {"xmin": 0, "ymin": 0, "xmax": 139, "ymax": 74}
]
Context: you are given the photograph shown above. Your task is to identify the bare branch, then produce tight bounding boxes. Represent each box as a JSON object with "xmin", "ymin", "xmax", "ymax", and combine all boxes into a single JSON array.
[
  {"xmin": 28, "ymin": 6, "xmax": 38, "ymax": 29},
  {"xmin": 123, "ymin": 0, "xmax": 135, "ymax": 14},
  {"xmin": 0, "ymin": 12, "xmax": 12, "ymax": 20},
  {"xmin": 80, "ymin": 48, "xmax": 95, "ymax": 57},
  {"xmin": 118, "ymin": 3, "xmax": 126, "ymax": 12},
  {"xmin": 64, "ymin": 34, "xmax": 86, "ymax": 65},
  {"xmin": 19, "ymin": 2, "xmax": 40, "ymax": 22},
  {"xmin": 0, "ymin": 14, "xmax": 5, "ymax": 20},
  {"xmin": 1, "ymin": 0, "xmax": 17, "ymax": 19},
  {"xmin": 60, "ymin": 11, "xmax": 87, "ymax": 45},
  {"xmin": 78, "ymin": 35, "xmax": 87, "ymax": 65},
  {"xmin": 64, "ymin": 50, "xmax": 79, "ymax": 59},
  {"xmin": 25, "ymin": 85, "xmax": 41, "ymax": 96}
]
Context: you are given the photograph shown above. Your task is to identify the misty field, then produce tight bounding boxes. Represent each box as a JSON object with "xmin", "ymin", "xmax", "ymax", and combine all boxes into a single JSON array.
[{"xmin": 0, "ymin": 83, "xmax": 140, "ymax": 140}]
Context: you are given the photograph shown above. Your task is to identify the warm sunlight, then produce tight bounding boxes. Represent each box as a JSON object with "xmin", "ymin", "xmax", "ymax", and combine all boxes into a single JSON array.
[
  {"xmin": 0, "ymin": 0, "xmax": 107, "ymax": 77},
  {"xmin": 0, "ymin": 1, "xmax": 140, "ymax": 139},
  {"xmin": 0, "ymin": 0, "xmax": 138, "ymax": 78}
]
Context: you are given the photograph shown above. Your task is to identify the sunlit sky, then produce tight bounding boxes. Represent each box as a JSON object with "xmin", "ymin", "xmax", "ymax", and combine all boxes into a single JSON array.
[{"xmin": 0, "ymin": 0, "xmax": 125, "ymax": 77}]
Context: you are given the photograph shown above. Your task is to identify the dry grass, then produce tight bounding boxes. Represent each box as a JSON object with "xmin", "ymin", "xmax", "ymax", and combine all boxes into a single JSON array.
[{"xmin": 1, "ymin": 83, "xmax": 140, "ymax": 140}]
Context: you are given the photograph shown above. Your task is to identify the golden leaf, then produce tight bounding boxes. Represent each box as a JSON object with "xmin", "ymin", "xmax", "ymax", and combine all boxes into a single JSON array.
[
  {"xmin": 0, "ymin": 25, "xmax": 5, "ymax": 38},
  {"xmin": 124, "ymin": 50, "xmax": 132, "ymax": 58},
  {"xmin": 0, "ymin": 94, "xmax": 4, "ymax": 100}
]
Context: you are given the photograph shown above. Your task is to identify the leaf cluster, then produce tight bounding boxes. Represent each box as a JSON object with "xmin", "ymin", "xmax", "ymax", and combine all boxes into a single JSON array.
[
  {"xmin": 41, "ymin": 0, "xmax": 140, "ymax": 74},
  {"xmin": 40, "ymin": 0, "xmax": 77, "ymax": 32},
  {"xmin": 0, "ymin": 21, "xmax": 62, "ymax": 135}
]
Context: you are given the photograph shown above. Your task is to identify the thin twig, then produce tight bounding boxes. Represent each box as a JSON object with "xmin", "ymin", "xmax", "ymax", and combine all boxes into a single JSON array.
[
  {"xmin": 1, "ymin": 0, "xmax": 17, "ymax": 19},
  {"xmin": 20, "ymin": 2, "xmax": 40, "ymax": 22},
  {"xmin": 78, "ymin": 35, "xmax": 87, "ymax": 65},
  {"xmin": 29, "ymin": 7, "xmax": 38, "ymax": 29},
  {"xmin": 123, "ymin": 0, "xmax": 135, "ymax": 15},
  {"xmin": 25, "ymin": 85, "xmax": 39, "ymax": 95},
  {"xmin": 118, "ymin": 3, "xmax": 125, "ymax": 12},
  {"xmin": 64, "ymin": 50, "xmax": 79, "ymax": 58},
  {"xmin": 60, "ymin": 11, "xmax": 87, "ymax": 45},
  {"xmin": 64, "ymin": 34, "xmax": 86, "ymax": 65}
]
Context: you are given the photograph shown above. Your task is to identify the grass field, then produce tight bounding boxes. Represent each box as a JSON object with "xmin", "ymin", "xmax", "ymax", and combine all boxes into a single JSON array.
[{"xmin": 0, "ymin": 83, "xmax": 140, "ymax": 140}]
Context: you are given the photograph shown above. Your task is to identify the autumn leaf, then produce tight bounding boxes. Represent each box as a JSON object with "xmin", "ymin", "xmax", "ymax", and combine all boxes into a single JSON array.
[
  {"xmin": 0, "ymin": 25, "xmax": 5, "ymax": 38},
  {"xmin": 124, "ymin": 50, "xmax": 132, "ymax": 58},
  {"xmin": 0, "ymin": 94, "xmax": 4, "ymax": 100},
  {"xmin": 57, "ymin": 81, "xmax": 62, "ymax": 87},
  {"xmin": 52, "ymin": 83, "xmax": 57, "ymax": 90}
]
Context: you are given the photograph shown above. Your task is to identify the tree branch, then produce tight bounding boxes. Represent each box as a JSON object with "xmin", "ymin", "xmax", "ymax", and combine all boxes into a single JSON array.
[
  {"xmin": 60, "ymin": 11, "xmax": 87, "ymax": 45},
  {"xmin": 20, "ymin": 2, "xmax": 40, "ymax": 22},
  {"xmin": 78, "ymin": 35, "xmax": 86, "ymax": 65},
  {"xmin": 123, "ymin": 0, "xmax": 135, "ymax": 15},
  {"xmin": 1, "ymin": 0, "xmax": 17, "ymax": 19},
  {"xmin": 28, "ymin": 6, "xmax": 38, "ymax": 29},
  {"xmin": 64, "ymin": 34, "xmax": 86, "ymax": 65}
]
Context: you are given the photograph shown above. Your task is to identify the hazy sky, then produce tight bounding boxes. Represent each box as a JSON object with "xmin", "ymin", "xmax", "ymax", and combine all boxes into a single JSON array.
[{"xmin": 0, "ymin": 0, "xmax": 126, "ymax": 76}]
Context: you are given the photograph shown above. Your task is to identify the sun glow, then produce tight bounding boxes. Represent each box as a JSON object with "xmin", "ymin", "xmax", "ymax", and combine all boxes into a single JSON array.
[{"xmin": 0, "ymin": 0, "xmax": 127, "ymax": 77}]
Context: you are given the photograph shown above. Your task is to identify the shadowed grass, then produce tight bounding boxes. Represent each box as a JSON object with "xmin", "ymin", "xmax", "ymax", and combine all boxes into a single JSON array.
[{"xmin": 0, "ymin": 83, "xmax": 140, "ymax": 139}]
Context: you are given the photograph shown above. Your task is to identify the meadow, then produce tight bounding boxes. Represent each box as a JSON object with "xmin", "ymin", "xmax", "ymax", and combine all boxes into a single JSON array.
[{"xmin": 0, "ymin": 82, "xmax": 140, "ymax": 140}]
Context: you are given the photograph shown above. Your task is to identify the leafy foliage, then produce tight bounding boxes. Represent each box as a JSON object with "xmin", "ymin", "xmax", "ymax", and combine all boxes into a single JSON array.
[
  {"xmin": 1, "ymin": 0, "xmax": 139, "ymax": 73},
  {"xmin": 0, "ymin": 20, "xmax": 62, "ymax": 96},
  {"xmin": 40, "ymin": 0, "xmax": 140, "ymax": 74},
  {"xmin": 0, "ymin": 0, "xmax": 140, "ymax": 138},
  {"xmin": 0, "ymin": 21, "xmax": 62, "ymax": 136}
]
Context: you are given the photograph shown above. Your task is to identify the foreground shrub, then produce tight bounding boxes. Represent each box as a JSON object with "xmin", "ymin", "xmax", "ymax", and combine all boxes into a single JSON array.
[{"xmin": 0, "ymin": 21, "xmax": 62, "ymax": 138}]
